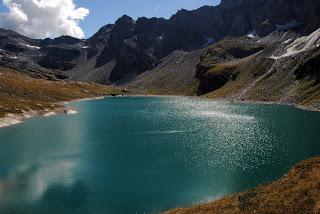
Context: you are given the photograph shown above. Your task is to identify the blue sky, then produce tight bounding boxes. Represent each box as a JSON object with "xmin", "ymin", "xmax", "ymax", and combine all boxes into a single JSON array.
[{"xmin": 76, "ymin": 0, "xmax": 221, "ymax": 37}]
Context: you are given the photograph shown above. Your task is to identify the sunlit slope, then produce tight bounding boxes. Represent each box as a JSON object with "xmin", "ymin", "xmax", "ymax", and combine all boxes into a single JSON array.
[
  {"xmin": 130, "ymin": 30, "xmax": 320, "ymax": 110},
  {"xmin": 199, "ymin": 31, "xmax": 320, "ymax": 109},
  {"xmin": 165, "ymin": 157, "xmax": 320, "ymax": 214},
  {"xmin": 0, "ymin": 67, "xmax": 124, "ymax": 117}
]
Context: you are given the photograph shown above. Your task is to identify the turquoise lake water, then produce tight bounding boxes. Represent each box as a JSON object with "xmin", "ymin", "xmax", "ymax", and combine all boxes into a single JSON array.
[{"xmin": 0, "ymin": 96, "xmax": 319, "ymax": 213}]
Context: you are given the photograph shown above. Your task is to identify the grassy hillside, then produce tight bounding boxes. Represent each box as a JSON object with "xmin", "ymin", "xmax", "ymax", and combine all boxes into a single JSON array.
[
  {"xmin": 195, "ymin": 34, "xmax": 320, "ymax": 110},
  {"xmin": 127, "ymin": 50, "xmax": 203, "ymax": 96},
  {"xmin": 127, "ymin": 34, "xmax": 320, "ymax": 110},
  {"xmin": 202, "ymin": 51, "xmax": 320, "ymax": 110},
  {"xmin": 195, "ymin": 36, "xmax": 264, "ymax": 95},
  {"xmin": 165, "ymin": 157, "xmax": 320, "ymax": 214},
  {"xmin": 0, "ymin": 67, "xmax": 124, "ymax": 118}
]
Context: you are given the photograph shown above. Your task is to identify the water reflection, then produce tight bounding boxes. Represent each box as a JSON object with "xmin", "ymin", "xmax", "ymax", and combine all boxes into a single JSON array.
[
  {"xmin": 0, "ymin": 162, "xmax": 89, "ymax": 213},
  {"xmin": 39, "ymin": 181, "xmax": 89, "ymax": 214},
  {"xmin": 0, "ymin": 97, "xmax": 319, "ymax": 213}
]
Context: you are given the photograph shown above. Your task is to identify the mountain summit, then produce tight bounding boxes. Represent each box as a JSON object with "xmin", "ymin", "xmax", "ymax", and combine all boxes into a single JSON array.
[{"xmin": 0, "ymin": 0, "xmax": 319, "ymax": 97}]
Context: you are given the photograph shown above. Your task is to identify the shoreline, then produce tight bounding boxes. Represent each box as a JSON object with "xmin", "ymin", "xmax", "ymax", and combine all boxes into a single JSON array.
[
  {"xmin": 226, "ymin": 99, "xmax": 320, "ymax": 112},
  {"xmin": 1, "ymin": 93, "xmax": 319, "ymax": 213},
  {"xmin": 126, "ymin": 93, "xmax": 320, "ymax": 112},
  {"xmin": 1, "ymin": 94, "xmax": 319, "ymax": 129},
  {"xmin": 164, "ymin": 157, "xmax": 320, "ymax": 214},
  {"xmin": 59, "ymin": 95, "xmax": 106, "ymax": 105},
  {"xmin": 0, "ymin": 96, "xmax": 108, "ymax": 129},
  {"xmin": 0, "ymin": 106, "xmax": 78, "ymax": 129},
  {"xmin": 0, "ymin": 95, "xmax": 122, "ymax": 129}
]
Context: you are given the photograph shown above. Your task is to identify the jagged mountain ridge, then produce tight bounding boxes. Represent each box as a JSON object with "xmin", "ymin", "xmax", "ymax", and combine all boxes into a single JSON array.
[{"xmin": 1, "ymin": 0, "xmax": 320, "ymax": 84}]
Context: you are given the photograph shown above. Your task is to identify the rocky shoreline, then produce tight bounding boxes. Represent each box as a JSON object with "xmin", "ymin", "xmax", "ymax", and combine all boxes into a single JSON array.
[
  {"xmin": 0, "ymin": 96, "xmax": 109, "ymax": 128},
  {"xmin": 0, "ymin": 67, "xmax": 125, "ymax": 128},
  {"xmin": 0, "ymin": 106, "xmax": 77, "ymax": 128}
]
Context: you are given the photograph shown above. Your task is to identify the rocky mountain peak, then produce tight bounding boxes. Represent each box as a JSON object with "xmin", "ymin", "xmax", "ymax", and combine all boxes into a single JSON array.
[
  {"xmin": 115, "ymin": 15, "xmax": 135, "ymax": 25},
  {"xmin": 41, "ymin": 35, "xmax": 82, "ymax": 46},
  {"xmin": 93, "ymin": 24, "xmax": 114, "ymax": 37},
  {"xmin": 112, "ymin": 15, "xmax": 135, "ymax": 36},
  {"xmin": 87, "ymin": 24, "xmax": 114, "ymax": 49},
  {"xmin": 1, "ymin": 0, "xmax": 320, "ymax": 85}
]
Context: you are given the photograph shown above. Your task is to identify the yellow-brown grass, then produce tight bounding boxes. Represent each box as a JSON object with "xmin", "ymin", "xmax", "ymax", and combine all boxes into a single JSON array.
[
  {"xmin": 165, "ymin": 157, "xmax": 320, "ymax": 214},
  {"xmin": 0, "ymin": 67, "xmax": 124, "ymax": 117}
]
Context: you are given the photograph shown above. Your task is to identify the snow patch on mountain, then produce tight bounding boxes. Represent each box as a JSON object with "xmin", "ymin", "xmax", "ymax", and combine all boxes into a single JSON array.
[
  {"xmin": 246, "ymin": 31, "xmax": 258, "ymax": 38},
  {"xmin": 271, "ymin": 28, "xmax": 320, "ymax": 59},
  {"xmin": 18, "ymin": 43, "xmax": 41, "ymax": 50},
  {"xmin": 23, "ymin": 44, "xmax": 41, "ymax": 50},
  {"xmin": 282, "ymin": 39, "xmax": 293, "ymax": 44}
]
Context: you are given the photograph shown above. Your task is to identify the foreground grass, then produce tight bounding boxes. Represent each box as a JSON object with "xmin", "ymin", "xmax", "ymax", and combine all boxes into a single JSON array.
[
  {"xmin": 0, "ymin": 67, "xmax": 124, "ymax": 118},
  {"xmin": 165, "ymin": 157, "xmax": 320, "ymax": 214}
]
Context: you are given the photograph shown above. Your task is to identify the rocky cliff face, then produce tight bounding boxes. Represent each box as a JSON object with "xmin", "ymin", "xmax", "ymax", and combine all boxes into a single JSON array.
[
  {"xmin": 193, "ymin": 29, "xmax": 320, "ymax": 109},
  {"xmin": 91, "ymin": 8, "xmax": 228, "ymax": 82},
  {"xmin": 195, "ymin": 36, "xmax": 264, "ymax": 95},
  {"xmin": 0, "ymin": 0, "xmax": 320, "ymax": 87},
  {"xmin": 219, "ymin": 0, "xmax": 320, "ymax": 36},
  {"xmin": 92, "ymin": 0, "xmax": 320, "ymax": 84}
]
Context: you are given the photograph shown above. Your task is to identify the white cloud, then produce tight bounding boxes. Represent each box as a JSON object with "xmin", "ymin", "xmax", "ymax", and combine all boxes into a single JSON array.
[{"xmin": 0, "ymin": 0, "xmax": 89, "ymax": 39}]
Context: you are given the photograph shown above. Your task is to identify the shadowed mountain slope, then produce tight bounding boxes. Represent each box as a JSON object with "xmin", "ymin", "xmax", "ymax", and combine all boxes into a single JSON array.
[{"xmin": 1, "ymin": 0, "xmax": 320, "ymax": 85}]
